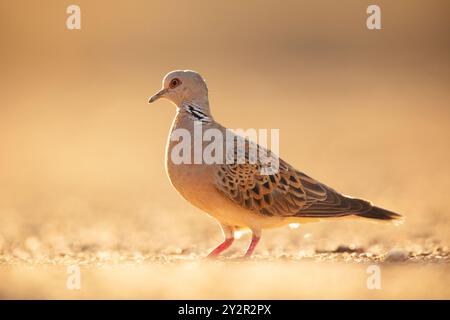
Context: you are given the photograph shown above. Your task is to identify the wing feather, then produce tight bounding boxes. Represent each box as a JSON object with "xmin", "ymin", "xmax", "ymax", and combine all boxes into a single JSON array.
[{"xmin": 214, "ymin": 136, "xmax": 373, "ymax": 218}]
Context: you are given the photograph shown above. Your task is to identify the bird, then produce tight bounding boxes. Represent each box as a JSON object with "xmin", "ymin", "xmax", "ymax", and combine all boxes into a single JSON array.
[{"xmin": 148, "ymin": 70, "xmax": 403, "ymax": 258}]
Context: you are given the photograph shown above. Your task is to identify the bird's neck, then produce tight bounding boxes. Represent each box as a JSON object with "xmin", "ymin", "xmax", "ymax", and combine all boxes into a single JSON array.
[{"xmin": 177, "ymin": 98, "xmax": 213, "ymax": 123}]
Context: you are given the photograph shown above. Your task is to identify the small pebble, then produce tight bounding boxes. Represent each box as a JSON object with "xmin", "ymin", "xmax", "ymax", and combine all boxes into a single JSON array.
[{"xmin": 385, "ymin": 249, "xmax": 408, "ymax": 262}]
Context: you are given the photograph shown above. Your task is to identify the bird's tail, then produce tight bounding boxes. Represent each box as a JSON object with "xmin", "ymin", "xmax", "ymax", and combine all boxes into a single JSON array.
[{"xmin": 356, "ymin": 206, "xmax": 404, "ymax": 225}]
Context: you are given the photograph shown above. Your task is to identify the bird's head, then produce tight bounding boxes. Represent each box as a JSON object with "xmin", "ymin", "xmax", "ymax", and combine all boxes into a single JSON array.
[{"xmin": 148, "ymin": 70, "xmax": 209, "ymax": 107}]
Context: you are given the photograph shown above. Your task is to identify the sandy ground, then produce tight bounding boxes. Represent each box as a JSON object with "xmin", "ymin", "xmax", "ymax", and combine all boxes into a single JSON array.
[
  {"xmin": 1, "ymin": 255, "xmax": 449, "ymax": 299},
  {"xmin": 0, "ymin": 223, "xmax": 449, "ymax": 299}
]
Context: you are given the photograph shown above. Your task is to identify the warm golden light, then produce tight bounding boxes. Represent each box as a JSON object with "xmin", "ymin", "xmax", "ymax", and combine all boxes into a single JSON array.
[{"xmin": 0, "ymin": 0, "xmax": 449, "ymax": 299}]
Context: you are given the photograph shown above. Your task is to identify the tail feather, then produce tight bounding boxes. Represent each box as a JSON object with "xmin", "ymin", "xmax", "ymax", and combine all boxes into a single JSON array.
[{"xmin": 357, "ymin": 206, "xmax": 403, "ymax": 223}]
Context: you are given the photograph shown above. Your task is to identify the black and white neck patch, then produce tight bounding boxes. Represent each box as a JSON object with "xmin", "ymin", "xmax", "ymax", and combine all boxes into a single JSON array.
[{"xmin": 183, "ymin": 103, "xmax": 211, "ymax": 122}]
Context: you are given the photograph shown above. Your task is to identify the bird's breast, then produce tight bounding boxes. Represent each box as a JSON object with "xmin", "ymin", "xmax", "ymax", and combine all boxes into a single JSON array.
[{"xmin": 164, "ymin": 115, "xmax": 219, "ymax": 212}]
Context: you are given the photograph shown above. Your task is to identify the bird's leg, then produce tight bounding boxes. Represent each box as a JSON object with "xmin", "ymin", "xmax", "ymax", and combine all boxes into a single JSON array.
[
  {"xmin": 244, "ymin": 229, "xmax": 261, "ymax": 257},
  {"xmin": 207, "ymin": 224, "xmax": 234, "ymax": 257}
]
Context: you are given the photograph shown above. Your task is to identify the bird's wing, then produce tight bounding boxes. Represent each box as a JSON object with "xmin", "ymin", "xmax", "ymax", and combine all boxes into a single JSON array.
[{"xmin": 214, "ymin": 137, "xmax": 372, "ymax": 217}]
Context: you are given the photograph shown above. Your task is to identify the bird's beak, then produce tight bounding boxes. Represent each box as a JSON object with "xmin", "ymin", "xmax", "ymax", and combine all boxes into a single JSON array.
[{"xmin": 148, "ymin": 88, "xmax": 168, "ymax": 103}]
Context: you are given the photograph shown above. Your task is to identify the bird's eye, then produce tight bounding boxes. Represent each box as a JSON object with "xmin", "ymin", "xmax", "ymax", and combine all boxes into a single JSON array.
[{"xmin": 169, "ymin": 78, "xmax": 181, "ymax": 89}]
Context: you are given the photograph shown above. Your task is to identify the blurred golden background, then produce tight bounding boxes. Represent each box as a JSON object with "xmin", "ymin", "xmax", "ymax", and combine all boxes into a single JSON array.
[{"xmin": 0, "ymin": 0, "xmax": 449, "ymax": 299}]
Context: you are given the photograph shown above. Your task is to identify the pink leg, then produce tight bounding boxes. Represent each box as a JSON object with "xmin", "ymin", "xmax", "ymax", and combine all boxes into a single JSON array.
[
  {"xmin": 207, "ymin": 237, "xmax": 234, "ymax": 257},
  {"xmin": 207, "ymin": 224, "xmax": 235, "ymax": 257},
  {"xmin": 244, "ymin": 233, "xmax": 261, "ymax": 257}
]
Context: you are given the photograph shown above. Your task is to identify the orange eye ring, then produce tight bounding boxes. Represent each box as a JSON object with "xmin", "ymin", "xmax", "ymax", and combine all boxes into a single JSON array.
[{"xmin": 169, "ymin": 78, "xmax": 181, "ymax": 89}]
